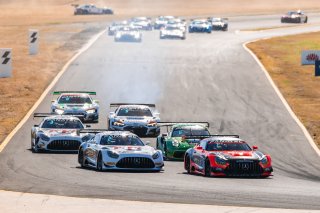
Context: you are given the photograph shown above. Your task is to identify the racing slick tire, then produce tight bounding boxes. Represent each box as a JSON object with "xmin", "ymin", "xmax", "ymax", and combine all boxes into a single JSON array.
[
  {"xmin": 78, "ymin": 149, "xmax": 85, "ymax": 168},
  {"xmin": 204, "ymin": 158, "xmax": 211, "ymax": 177},
  {"xmin": 96, "ymin": 152, "xmax": 103, "ymax": 171},
  {"xmin": 304, "ymin": 17, "xmax": 308, "ymax": 23},
  {"xmin": 184, "ymin": 155, "xmax": 191, "ymax": 174},
  {"xmin": 31, "ymin": 138, "xmax": 40, "ymax": 153}
]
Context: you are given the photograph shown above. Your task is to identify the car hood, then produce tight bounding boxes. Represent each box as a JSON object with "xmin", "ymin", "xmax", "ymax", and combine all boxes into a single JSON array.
[
  {"xmin": 56, "ymin": 103, "xmax": 95, "ymax": 110},
  {"xmin": 162, "ymin": 30, "xmax": 183, "ymax": 34},
  {"xmin": 212, "ymin": 21, "xmax": 225, "ymax": 26},
  {"xmin": 212, "ymin": 151, "xmax": 264, "ymax": 160},
  {"xmin": 106, "ymin": 145, "xmax": 155, "ymax": 155},
  {"xmin": 41, "ymin": 129, "xmax": 79, "ymax": 137}
]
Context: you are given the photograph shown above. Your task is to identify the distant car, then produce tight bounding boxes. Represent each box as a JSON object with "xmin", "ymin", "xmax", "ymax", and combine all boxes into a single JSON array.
[
  {"xmin": 114, "ymin": 26, "xmax": 142, "ymax": 42},
  {"xmin": 156, "ymin": 122, "xmax": 210, "ymax": 160},
  {"xmin": 31, "ymin": 113, "xmax": 90, "ymax": 153},
  {"xmin": 130, "ymin": 17, "xmax": 153, "ymax": 31},
  {"xmin": 108, "ymin": 103, "xmax": 160, "ymax": 137},
  {"xmin": 51, "ymin": 91, "xmax": 99, "ymax": 123},
  {"xmin": 154, "ymin": 16, "xmax": 176, "ymax": 29},
  {"xmin": 78, "ymin": 130, "xmax": 164, "ymax": 171},
  {"xmin": 108, "ymin": 21, "xmax": 128, "ymax": 36},
  {"xmin": 208, "ymin": 17, "xmax": 228, "ymax": 31},
  {"xmin": 167, "ymin": 18, "xmax": 187, "ymax": 31},
  {"xmin": 160, "ymin": 25, "xmax": 186, "ymax": 40},
  {"xmin": 184, "ymin": 135, "xmax": 273, "ymax": 177},
  {"xmin": 188, "ymin": 19, "xmax": 212, "ymax": 33},
  {"xmin": 74, "ymin": 4, "xmax": 113, "ymax": 15},
  {"xmin": 281, "ymin": 10, "xmax": 308, "ymax": 23}
]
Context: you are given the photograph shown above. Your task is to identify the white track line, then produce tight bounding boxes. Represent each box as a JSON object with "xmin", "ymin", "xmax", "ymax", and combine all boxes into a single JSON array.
[
  {"xmin": 243, "ymin": 40, "xmax": 320, "ymax": 157},
  {"xmin": 0, "ymin": 30, "xmax": 106, "ymax": 153},
  {"xmin": 0, "ymin": 190, "xmax": 317, "ymax": 213}
]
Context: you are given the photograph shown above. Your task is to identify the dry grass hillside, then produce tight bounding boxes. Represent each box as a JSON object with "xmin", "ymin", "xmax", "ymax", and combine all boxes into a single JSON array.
[{"xmin": 0, "ymin": 0, "xmax": 319, "ymax": 144}]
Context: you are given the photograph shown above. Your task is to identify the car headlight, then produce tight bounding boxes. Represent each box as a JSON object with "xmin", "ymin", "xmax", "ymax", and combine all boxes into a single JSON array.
[
  {"xmin": 86, "ymin": 109, "xmax": 96, "ymax": 114},
  {"xmin": 172, "ymin": 139, "xmax": 179, "ymax": 147},
  {"xmin": 116, "ymin": 34, "xmax": 121, "ymax": 38},
  {"xmin": 39, "ymin": 134, "xmax": 50, "ymax": 141},
  {"xmin": 215, "ymin": 156, "xmax": 227, "ymax": 165},
  {"xmin": 114, "ymin": 120, "xmax": 124, "ymax": 126},
  {"xmin": 260, "ymin": 156, "xmax": 268, "ymax": 165},
  {"xmin": 107, "ymin": 150, "xmax": 119, "ymax": 159},
  {"xmin": 55, "ymin": 109, "xmax": 64, "ymax": 115},
  {"xmin": 152, "ymin": 152, "xmax": 160, "ymax": 159}
]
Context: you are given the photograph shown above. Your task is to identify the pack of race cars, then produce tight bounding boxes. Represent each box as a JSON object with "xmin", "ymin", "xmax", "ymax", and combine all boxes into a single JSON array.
[{"xmin": 31, "ymin": 91, "xmax": 273, "ymax": 178}]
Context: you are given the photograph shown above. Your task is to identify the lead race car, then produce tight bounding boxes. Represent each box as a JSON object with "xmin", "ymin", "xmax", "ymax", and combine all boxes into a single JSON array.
[
  {"xmin": 184, "ymin": 135, "xmax": 273, "ymax": 177},
  {"xmin": 207, "ymin": 17, "xmax": 228, "ymax": 31},
  {"xmin": 51, "ymin": 91, "xmax": 99, "ymax": 123},
  {"xmin": 108, "ymin": 103, "xmax": 160, "ymax": 137},
  {"xmin": 281, "ymin": 10, "xmax": 308, "ymax": 23},
  {"xmin": 156, "ymin": 122, "xmax": 210, "ymax": 160},
  {"xmin": 31, "ymin": 113, "xmax": 91, "ymax": 153},
  {"xmin": 73, "ymin": 4, "xmax": 113, "ymax": 15},
  {"xmin": 78, "ymin": 130, "xmax": 164, "ymax": 171}
]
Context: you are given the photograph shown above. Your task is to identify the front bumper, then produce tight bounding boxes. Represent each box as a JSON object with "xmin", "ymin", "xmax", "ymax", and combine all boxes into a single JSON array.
[
  {"xmin": 161, "ymin": 34, "xmax": 185, "ymax": 39},
  {"xmin": 281, "ymin": 17, "xmax": 301, "ymax": 23},
  {"xmin": 189, "ymin": 27, "xmax": 211, "ymax": 32}
]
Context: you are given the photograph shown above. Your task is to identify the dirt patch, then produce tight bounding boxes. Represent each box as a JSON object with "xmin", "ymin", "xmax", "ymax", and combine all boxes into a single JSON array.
[
  {"xmin": 247, "ymin": 33, "xmax": 320, "ymax": 148},
  {"xmin": 1, "ymin": 0, "xmax": 320, "ymax": 144}
]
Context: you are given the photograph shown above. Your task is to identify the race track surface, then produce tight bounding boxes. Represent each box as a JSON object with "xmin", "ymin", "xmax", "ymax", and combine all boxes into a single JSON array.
[{"xmin": 0, "ymin": 14, "xmax": 320, "ymax": 209}]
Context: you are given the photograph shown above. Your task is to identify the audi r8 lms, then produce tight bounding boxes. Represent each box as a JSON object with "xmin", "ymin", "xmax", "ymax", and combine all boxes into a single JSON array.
[
  {"xmin": 108, "ymin": 103, "xmax": 160, "ymax": 137},
  {"xmin": 51, "ymin": 91, "xmax": 99, "ymax": 123},
  {"xmin": 129, "ymin": 17, "xmax": 153, "ymax": 31},
  {"xmin": 184, "ymin": 135, "xmax": 273, "ymax": 177},
  {"xmin": 188, "ymin": 19, "xmax": 212, "ymax": 33},
  {"xmin": 154, "ymin": 16, "xmax": 176, "ymax": 29},
  {"xmin": 281, "ymin": 10, "xmax": 308, "ymax": 23},
  {"xmin": 160, "ymin": 25, "xmax": 186, "ymax": 40},
  {"xmin": 31, "ymin": 113, "xmax": 90, "ymax": 153},
  {"xmin": 74, "ymin": 4, "xmax": 113, "ymax": 15},
  {"xmin": 208, "ymin": 17, "xmax": 228, "ymax": 31},
  {"xmin": 114, "ymin": 26, "xmax": 142, "ymax": 42},
  {"xmin": 78, "ymin": 130, "xmax": 164, "ymax": 171}
]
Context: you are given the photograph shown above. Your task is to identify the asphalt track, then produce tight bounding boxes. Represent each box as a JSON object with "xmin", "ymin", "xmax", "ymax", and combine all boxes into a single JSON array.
[{"xmin": 1, "ymin": 14, "xmax": 320, "ymax": 210}]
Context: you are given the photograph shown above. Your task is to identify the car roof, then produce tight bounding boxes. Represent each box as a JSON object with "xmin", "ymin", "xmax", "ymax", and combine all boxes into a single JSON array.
[
  {"xmin": 98, "ymin": 131, "xmax": 138, "ymax": 137},
  {"xmin": 118, "ymin": 105, "xmax": 150, "ymax": 109},
  {"xmin": 204, "ymin": 137, "xmax": 243, "ymax": 142},
  {"xmin": 172, "ymin": 123, "xmax": 208, "ymax": 129}
]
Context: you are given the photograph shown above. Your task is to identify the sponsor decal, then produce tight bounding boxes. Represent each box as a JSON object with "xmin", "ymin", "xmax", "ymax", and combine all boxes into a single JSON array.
[{"xmin": 301, "ymin": 50, "xmax": 320, "ymax": 65}]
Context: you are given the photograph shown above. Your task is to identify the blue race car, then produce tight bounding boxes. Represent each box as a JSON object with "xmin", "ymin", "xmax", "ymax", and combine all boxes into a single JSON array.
[{"xmin": 188, "ymin": 19, "xmax": 212, "ymax": 33}]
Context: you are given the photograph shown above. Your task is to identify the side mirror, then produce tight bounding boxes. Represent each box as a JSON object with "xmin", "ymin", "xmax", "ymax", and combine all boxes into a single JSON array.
[
  {"xmin": 162, "ymin": 133, "xmax": 168, "ymax": 137},
  {"xmin": 252, "ymin": 146, "xmax": 258, "ymax": 150},
  {"xmin": 51, "ymin": 100, "xmax": 55, "ymax": 103},
  {"xmin": 196, "ymin": 146, "xmax": 203, "ymax": 150},
  {"xmin": 86, "ymin": 125, "xmax": 91, "ymax": 128},
  {"xmin": 34, "ymin": 124, "xmax": 39, "ymax": 127},
  {"xmin": 145, "ymin": 141, "xmax": 150, "ymax": 146}
]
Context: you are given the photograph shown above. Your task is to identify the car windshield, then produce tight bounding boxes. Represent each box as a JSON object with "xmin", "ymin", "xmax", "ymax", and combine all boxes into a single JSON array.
[
  {"xmin": 117, "ymin": 107, "xmax": 153, "ymax": 117},
  {"xmin": 41, "ymin": 119, "xmax": 84, "ymax": 129},
  {"xmin": 206, "ymin": 141, "xmax": 252, "ymax": 151},
  {"xmin": 194, "ymin": 21, "xmax": 206, "ymax": 25},
  {"xmin": 288, "ymin": 11, "xmax": 298, "ymax": 15},
  {"xmin": 212, "ymin": 18, "xmax": 222, "ymax": 22},
  {"xmin": 100, "ymin": 135, "xmax": 144, "ymax": 146},
  {"xmin": 166, "ymin": 26, "xmax": 180, "ymax": 30},
  {"xmin": 58, "ymin": 94, "xmax": 92, "ymax": 104},
  {"xmin": 172, "ymin": 127, "xmax": 209, "ymax": 137}
]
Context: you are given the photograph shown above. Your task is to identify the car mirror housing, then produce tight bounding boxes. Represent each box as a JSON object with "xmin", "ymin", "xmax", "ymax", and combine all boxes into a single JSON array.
[
  {"xmin": 252, "ymin": 146, "xmax": 258, "ymax": 150},
  {"xmin": 85, "ymin": 125, "xmax": 91, "ymax": 128},
  {"xmin": 162, "ymin": 133, "xmax": 168, "ymax": 137},
  {"xmin": 196, "ymin": 146, "xmax": 203, "ymax": 150}
]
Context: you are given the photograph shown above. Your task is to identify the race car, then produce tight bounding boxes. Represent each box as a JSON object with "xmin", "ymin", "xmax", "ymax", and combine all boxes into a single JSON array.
[
  {"xmin": 156, "ymin": 122, "xmax": 210, "ymax": 160},
  {"xmin": 281, "ymin": 10, "xmax": 308, "ymax": 23},
  {"xmin": 184, "ymin": 135, "xmax": 273, "ymax": 177},
  {"xmin": 31, "ymin": 113, "xmax": 90, "ymax": 153},
  {"xmin": 154, "ymin": 16, "xmax": 176, "ymax": 29},
  {"xmin": 73, "ymin": 4, "xmax": 113, "ymax": 15},
  {"xmin": 160, "ymin": 25, "xmax": 186, "ymax": 40},
  {"xmin": 107, "ymin": 21, "xmax": 129, "ymax": 36},
  {"xmin": 108, "ymin": 103, "xmax": 160, "ymax": 137},
  {"xmin": 78, "ymin": 130, "xmax": 164, "ymax": 171},
  {"xmin": 188, "ymin": 19, "xmax": 212, "ymax": 33},
  {"xmin": 51, "ymin": 91, "xmax": 99, "ymax": 123},
  {"xmin": 129, "ymin": 17, "xmax": 153, "ymax": 31},
  {"xmin": 167, "ymin": 18, "xmax": 187, "ymax": 31},
  {"xmin": 207, "ymin": 17, "xmax": 228, "ymax": 31},
  {"xmin": 114, "ymin": 26, "xmax": 142, "ymax": 42}
]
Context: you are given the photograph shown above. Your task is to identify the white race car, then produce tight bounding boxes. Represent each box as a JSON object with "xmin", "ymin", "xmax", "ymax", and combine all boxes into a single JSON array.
[
  {"xmin": 31, "ymin": 113, "xmax": 90, "ymax": 153},
  {"xmin": 74, "ymin": 4, "xmax": 113, "ymax": 15},
  {"xmin": 108, "ymin": 103, "xmax": 160, "ymax": 137},
  {"xmin": 129, "ymin": 17, "xmax": 153, "ymax": 31},
  {"xmin": 114, "ymin": 26, "xmax": 142, "ymax": 42},
  {"xmin": 78, "ymin": 130, "xmax": 164, "ymax": 171},
  {"xmin": 160, "ymin": 25, "xmax": 186, "ymax": 40},
  {"xmin": 154, "ymin": 16, "xmax": 176, "ymax": 29}
]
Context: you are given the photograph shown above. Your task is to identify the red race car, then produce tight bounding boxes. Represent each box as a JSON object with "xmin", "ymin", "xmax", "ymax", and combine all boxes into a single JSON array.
[{"xmin": 184, "ymin": 135, "xmax": 273, "ymax": 177}]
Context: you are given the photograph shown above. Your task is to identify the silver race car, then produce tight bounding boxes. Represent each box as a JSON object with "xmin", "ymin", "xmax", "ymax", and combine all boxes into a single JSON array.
[
  {"xmin": 208, "ymin": 17, "xmax": 228, "ymax": 31},
  {"xmin": 114, "ymin": 26, "xmax": 142, "ymax": 42},
  {"xmin": 73, "ymin": 4, "xmax": 113, "ymax": 15},
  {"xmin": 51, "ymin": 91, "xmax": 99, "ymax": 123},
  {"xmin": 160, "ymin": 24, "xmax": 186, "ymax": 40},
  {"xmin": 108, "ymin": 21, "xmax": 128, "ymax": 36},
  {"xmin": 129, "ymin": 17, "xmax": 153, "ymax": 31},
  {"xmin": 188, "ymin": 19, "xmax": 212, "ymax": 33},
  {"xmin": 78, "ymin": 130, "xmax": 164, "ymax": 171},
  {"xmin": 108, "ymin": 103, "xmax": 160, "ymax": 137},
  {"xmin": 154, "ymin": 16, "xmax": 176, "ymax": 29},
  {"xmin": 31, "ymin": 113, "xmax": 90, "ymax": 153}
]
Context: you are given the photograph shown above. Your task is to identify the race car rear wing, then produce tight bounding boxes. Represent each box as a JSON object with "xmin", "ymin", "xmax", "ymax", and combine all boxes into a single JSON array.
[
  {"xmin": 53, "ymin": 91, "xmax": 96, "ymax": 95},
  {"xmin": 183, "ymin": 135, "xmax": 239, "ymax": 140},
  {"xmin": 33, "ymin": 113, "xmax": 84, "ymax": 119},
  {"xmin": 158, "ymin": 122, "xmax": 210, "ymax": 128},
  {"xmin": 109, "ymin": 103, "xmax": 156, "ymax": 108},
  {"xmin": 79, "ymin": 129, "xmax": 111, "ymax": 134}
]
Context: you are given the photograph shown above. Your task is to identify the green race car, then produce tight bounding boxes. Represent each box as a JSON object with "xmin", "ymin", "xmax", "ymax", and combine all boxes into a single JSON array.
[{"xmin": 156, "ymin": 122, "xmax": 210, "ymax": 160}]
